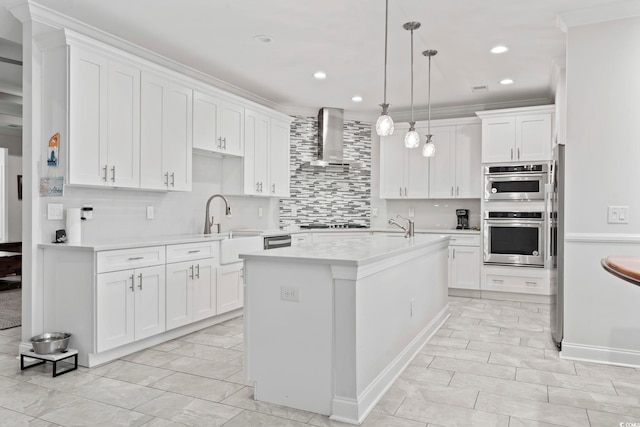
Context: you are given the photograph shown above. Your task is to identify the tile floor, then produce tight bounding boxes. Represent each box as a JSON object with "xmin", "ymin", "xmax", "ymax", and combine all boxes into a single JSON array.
[{"xmin": 0, "ymin": 296, "xmax": 639, "ymax": 426}]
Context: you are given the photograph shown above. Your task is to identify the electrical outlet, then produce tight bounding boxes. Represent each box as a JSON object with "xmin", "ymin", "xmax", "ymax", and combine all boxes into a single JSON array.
[
  {"xmin": 410, "ymin": 298, "xmax": 415, "ymax": 317},
  {"xmin": 258, "ymin": 207, "xmax": 263, "ymax": 217},
  {"xmin": 408, "ymin": 207, "xmax": 415, "ymax": 218},
  {"xmin": 291, "ymin": 206, "xmax": 298, "ymax": 217},
  {"xmin": 47, "ymin": 203, "xmax": 64, "ymax": 220},
  {"xmin": 608, "ymin": 206, "xmax": 629, "ymax": 224},
  {"xmin": 146, "ymin": 205, "xmax": 154, "ymax": 220},
  {"xmin": 371, "ymin": 207, "xmax": 378, "ymax": 217},
  {"xmin": 281, "ymin": 287, "xmax": 300, "ymax": 302}
]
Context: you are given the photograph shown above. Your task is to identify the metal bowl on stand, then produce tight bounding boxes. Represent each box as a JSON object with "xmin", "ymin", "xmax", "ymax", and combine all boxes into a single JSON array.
[{"xmin": 30, "ymin": 332, "xmax": 71, "ymax": 354}]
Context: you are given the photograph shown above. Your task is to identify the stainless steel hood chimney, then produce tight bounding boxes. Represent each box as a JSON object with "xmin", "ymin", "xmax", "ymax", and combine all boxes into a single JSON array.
[{"xmin": 302, "ymin": 108, "xmax": 365, "ymax": 169}]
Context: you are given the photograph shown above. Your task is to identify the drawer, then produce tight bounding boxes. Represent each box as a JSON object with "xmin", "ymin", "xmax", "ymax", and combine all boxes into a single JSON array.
[
  {"xmin": 166, "ymin": 241, "xmax": 218, "ymax": 264},
  {"xmin": 483, "ymin": 273, "xmax": 549, "ymax": 295},
  {"xmin": 97, "ymin": 246, "xmax": 165, "ymax": 273},
  {"xmin": 449, "ymin": 235, "xmax": 480, "ymax": 247},
  {"xmin": 291, "ymin": 233, "xmax": 310, "ymax": 246}
]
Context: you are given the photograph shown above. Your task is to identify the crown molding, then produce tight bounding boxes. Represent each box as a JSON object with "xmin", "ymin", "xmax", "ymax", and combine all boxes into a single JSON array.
[{"xmin": 558, "ymin": 0, "xmax": 640, "ymax": 32}]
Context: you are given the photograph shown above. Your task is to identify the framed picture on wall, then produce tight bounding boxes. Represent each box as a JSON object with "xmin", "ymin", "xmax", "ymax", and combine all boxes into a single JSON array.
[{"xmin": 17, "ymin": 175, "xmax": 22, "ymax": 200}]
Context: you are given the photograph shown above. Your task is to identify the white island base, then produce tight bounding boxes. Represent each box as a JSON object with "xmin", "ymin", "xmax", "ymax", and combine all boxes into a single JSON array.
[{"xmin": 242, "ymin": 234, "xmax": 450, "ymax": 425}]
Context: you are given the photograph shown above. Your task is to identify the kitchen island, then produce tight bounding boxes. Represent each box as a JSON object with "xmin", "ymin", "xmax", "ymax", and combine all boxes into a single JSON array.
[{"xmin": 241, "ymin": 234, "xmax": 450, "ymax": 425}]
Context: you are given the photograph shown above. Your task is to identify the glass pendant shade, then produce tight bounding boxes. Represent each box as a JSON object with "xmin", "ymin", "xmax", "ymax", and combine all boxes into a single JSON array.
[
  {"xmin": 376, "ymin": 113, "xmax": 394, "ymax": 136},
  {"xmin": 404, "ymin": 129, "xmax": 420, "ymax": 148},
  {"xmin": 422, "ymin": 135, "xmax": 436, "ymax": 157}
]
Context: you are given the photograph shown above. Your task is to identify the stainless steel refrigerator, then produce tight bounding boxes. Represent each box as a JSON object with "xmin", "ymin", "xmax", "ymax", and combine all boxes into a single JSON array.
[{"xmin": 551, "ymin": 144, "xmax": 565, "ymax": 349}]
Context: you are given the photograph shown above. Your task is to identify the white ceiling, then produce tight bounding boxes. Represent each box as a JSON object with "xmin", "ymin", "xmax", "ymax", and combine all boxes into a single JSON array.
[{"xmin": 0, "ymin": 0, "xmax": 631, "ymax": 132}]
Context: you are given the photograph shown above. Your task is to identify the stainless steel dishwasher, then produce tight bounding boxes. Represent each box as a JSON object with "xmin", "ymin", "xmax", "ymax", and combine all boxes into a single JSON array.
[{"xmin": 263, "ymin": 234, "xmax": 292, "ymax": 250}]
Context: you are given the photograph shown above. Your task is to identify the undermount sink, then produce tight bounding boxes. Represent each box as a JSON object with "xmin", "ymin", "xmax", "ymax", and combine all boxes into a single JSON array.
[{"xmin": 220, "ymin": 235, "xmax": 263, "ymax": 264}]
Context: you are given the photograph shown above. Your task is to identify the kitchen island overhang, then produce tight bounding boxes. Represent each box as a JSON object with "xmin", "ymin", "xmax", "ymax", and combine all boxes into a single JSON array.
[{"xmin": 241, "ymin": 234, "xmax": 450, "ymax": 425}]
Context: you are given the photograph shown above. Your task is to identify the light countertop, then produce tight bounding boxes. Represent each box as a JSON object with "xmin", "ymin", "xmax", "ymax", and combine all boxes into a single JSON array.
[
  {"xmin": 240, "ymin": 234, "xmax": 450, "ymax": 266},
  {"xmin": 38, "ymin": 233, "xmax": 228, "ymax": 251}
]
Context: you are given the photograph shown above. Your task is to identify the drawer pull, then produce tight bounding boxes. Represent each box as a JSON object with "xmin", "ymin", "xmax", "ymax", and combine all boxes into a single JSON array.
[
  {"xmin": 188, "ymin": 250, "xmax": 201, "ymax": 254},
  {"xmin": 525, "ymin": 281, "xmax": 537, "ymax": 285},
  {"xmin": 492, "ymin": 279, "xmax": 504, "ymax": 283},
  {"xmin": 128, "ymin": 256, "xmax": 144, "ymax": 261}
]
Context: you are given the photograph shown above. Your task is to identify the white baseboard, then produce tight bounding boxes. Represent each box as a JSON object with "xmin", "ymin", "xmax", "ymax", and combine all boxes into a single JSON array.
[
  {"xmin": 330, "ymin": 305, "xmax": 450, "ymax": 425},
  {"xmin": 448, "ymin": 288, "xmax": 481, "ymax": 298},
  {"xmin": 481, "ymin": 290, "xmax": 552, "ymax": 304},
  {"xmin": 561, "ymin": 341, "xmax": 640, "ymax": 368}
]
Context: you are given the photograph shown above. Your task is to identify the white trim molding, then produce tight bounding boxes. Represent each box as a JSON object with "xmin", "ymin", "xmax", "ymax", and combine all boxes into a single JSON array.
[
  {"xmin": 561, "ymin": 341, "xmax": 640, "ymax": 368},
  {"xmin": 558, "ymin": 0, "xmax": 640, "ymax": 32},
  {"xmin": 565, "ymin": 233, "xmax": 640, "ymax": 244}
]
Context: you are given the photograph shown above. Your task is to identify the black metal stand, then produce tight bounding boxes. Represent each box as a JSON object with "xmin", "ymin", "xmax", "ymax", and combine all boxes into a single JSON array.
[{"xmin": 20, "ymin": 348, "xmax": 78, "ymax": 377}]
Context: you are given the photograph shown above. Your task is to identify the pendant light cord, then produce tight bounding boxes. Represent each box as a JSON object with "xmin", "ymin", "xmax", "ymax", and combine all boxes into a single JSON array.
[
  {"xmin": 427, "ymin": 53, "xmax": 431, "ymax": 135},
  {"xmin": 383, "ymin": 0, "xmax": 389, "ymax": 106},
  {"xmin": 410, "ymin": 28, "xmax": 414, "ymax": 123}
]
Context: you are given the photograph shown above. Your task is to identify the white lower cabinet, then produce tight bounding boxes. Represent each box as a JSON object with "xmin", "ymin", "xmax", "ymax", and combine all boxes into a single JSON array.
[
  {"xmin": 481, "ymin": 265, "xmax": 551, "ymax": 295},
  {"xmin": 447, "ymin": 235, "xmax": 481, "ymax": 290},
  {"xmin": 97, "ymin": 265, "xmax": 166, "ymax": 352},
  {"xmin": 217, "ymin": 262, "xmax": 244, "ymax": 314},
  {"xmin": 166, "ymin": 243, "xmax": 218, "ymax": 330}
]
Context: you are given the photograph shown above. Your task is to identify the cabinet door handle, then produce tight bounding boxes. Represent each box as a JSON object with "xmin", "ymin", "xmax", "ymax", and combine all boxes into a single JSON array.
[
  {"xmin": 217, "ymin": 137, "xmax": 223, "ymax": 149},
  {"xmin": 456, "ymin": 186, "xmax": 460, "ymax": 196},
  {"xmin": 189, "ymin": 265, "xmax": 194, "ymax": 279},
  {"xmin": 452, "ymin": 248, "xmax": 456, "ymax": 259},
  {"xmin": 399, "ymin": 187, "xmax": 402, "ymax": 197},
  {"xmin": 260, "ymin": 182, "xmax": 264, "ymax": 192},
  {"xmin": 111, "ymin": 166, "xmax": 116, "ymax": 183},
  {"xmin": 138, "ymin": 273, "xmax": 143, "ymax": 290},
  {"xmin": 164, "ymin": 172, "xmax": 169, "ymax": 186},
  {"xmin": 102, "ymin": 165, "xmax": 108, "ymax": 182},
  {"xmin": 129, "ymin": 274, "xmax": 135, "ymax": 292},
  {"xmin": 170, "ymin": 172, "xmax": 175, "ymax": 187},
  {"xmin": 195, "ymin": 264, "xmax": 200, "ymax": 279},
  {"xmin": 517, "ymin": 148, "xmax": 520, "ymax": 160},
  {"xmin": 404, "ymin": 187, "xmax": 407, "ymax": 197},
  {"xmin": 272, "ymin": 183, "xmax": 275, "ymax": 193},
  {"xmin": 510, "ymin": 148, "xmax": 514, "ymax": 160},
  {"xmin": 256, "ymin": 182, "xmax": 260, "ymax": 192},
  {"xmin": 128, "ymin": 256, "xmax": 144, "ymax": 261},
  {"xmin": 451, "ymin": 186, "xmax": 454, "ymax": 196},
  {"xmin": 223, "ymin": 137, "xmax": 227, "ymax": 150}
]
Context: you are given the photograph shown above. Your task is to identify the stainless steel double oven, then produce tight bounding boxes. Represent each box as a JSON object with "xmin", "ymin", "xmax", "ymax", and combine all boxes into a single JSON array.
[{"xmin": 483, "ymin": 163, "xmax": 551, "ymax": 268}]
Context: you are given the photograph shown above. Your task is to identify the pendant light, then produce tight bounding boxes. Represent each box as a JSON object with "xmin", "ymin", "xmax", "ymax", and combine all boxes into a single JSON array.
[
  {"xmin": 375, "ymin": 0, "xmax": 394, "ymax": 136},
  {"xmin": 403, "ymin": 21, "xmax": 421, "ymax": 148},
  {"xmin": 422, "ymin": 49, "xmax": 438, "ymax": 157}
]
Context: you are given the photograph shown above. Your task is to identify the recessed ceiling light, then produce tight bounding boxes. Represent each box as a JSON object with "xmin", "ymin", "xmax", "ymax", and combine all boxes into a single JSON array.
[
  {"xmin": 253, "ymin": 35, "xmax": 273, "ymax": 43},
  {"xmin": 313, "ymin": 71, "xmax": 327, "ymax": 80},
  {"xmin": 491, "ymin": 45, "xmax": 509, "ymax": 54},
  {"xmin": 352, "ymin": 96, "xmax": 363, "ymax": 102},
  {"xmin": 500, "ymin": 78, "xmax": 514, "ymax": 85}
]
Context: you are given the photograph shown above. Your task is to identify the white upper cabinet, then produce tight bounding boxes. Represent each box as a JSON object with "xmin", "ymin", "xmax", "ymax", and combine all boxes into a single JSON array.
[
  {"xmin": 379, "ymin": 126, "xmax": 430, "ymax": 199},
  {"xmin": 477, "ymin": 105, "xmax": 554, "ymax": 163},
  {"xmin": 428, "ymin": 120, "xmax": 481, "ymax": 199},
  {"xmin": 193, "ymin": 91, "xmax": 244, "ymax": 157},
  {"xmin": 140, "ymin": 72, "xmax": 193, "ymax": 191},
  {"xmin": 222, "ymin": 109, "xmax": 292, "ymax": 197},
  {"xmin": 65, "ymin": 45, "xmax": 140, "ymax": 188}
]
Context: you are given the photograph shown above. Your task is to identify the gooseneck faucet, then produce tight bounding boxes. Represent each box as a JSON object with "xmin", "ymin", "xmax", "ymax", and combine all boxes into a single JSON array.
[
  {"xmin": 388, "ymin": 214, "xmax": 415, "ymax": 238},
  {"xmin": 204, "ymin": 194, "xmax": 232, "ymax": 234}
]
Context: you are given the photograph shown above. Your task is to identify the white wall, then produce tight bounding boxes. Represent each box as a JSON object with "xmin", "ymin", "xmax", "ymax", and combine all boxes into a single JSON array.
[
  {"xmin": 0, "ymin": 133, "xmax": 22, "ymax": 241},
  {"xmin": 563, "ymin": 15, "xmax": 640, "ymax": 365},
  {"xmin": 38, "ymin": 154, "xmax": 278, "ymax": 244},
  {"xmin": 369, "ymin": 131, "xmax": 481, "ymax": 230}
]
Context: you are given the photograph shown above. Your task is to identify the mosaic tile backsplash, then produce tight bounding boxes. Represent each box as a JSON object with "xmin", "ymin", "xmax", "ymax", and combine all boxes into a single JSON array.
[{"xmin": 279, "ymin": 115, "xmax": 371, "ymax": 227}]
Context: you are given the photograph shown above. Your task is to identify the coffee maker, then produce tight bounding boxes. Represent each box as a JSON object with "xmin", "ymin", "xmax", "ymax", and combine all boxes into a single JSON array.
[{"xmin": 456, "ymin": 209, "xmax": 470, "ymax": 229}]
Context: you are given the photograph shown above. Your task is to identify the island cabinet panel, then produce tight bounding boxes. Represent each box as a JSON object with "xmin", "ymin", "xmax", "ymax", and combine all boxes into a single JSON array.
[
  {"xmin": 477, "ymin": 105, "xmax": 554, "ymax": 163},
  {"xmin": 96, "ymin": 264, "xmax": 165, "ymax": 353},
  {"xmin": 379, "ymin": 127, "xmax": 430, "ymax": 199},
  {"xmin": 243, "ymin": 235, "xmax": 450, "ymax": 424},
  {"xmin": 140, "ymin": 72, "xmax": 193, "ymax": 191}
]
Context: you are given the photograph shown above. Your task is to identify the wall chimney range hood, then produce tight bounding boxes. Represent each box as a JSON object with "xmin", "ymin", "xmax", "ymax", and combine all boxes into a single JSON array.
[{"xmin": 301, "ymin": 108, "xmax": 365, "ymax": 169}]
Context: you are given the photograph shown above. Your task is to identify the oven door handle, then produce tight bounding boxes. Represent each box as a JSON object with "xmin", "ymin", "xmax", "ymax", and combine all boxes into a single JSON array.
[
  {"xmin": 486, "ymin": 173, "xmax": 545, "ymax": 181},
  {"xmin": 484, "ymin": 219, "xmax": 543, "ymax": 227}
]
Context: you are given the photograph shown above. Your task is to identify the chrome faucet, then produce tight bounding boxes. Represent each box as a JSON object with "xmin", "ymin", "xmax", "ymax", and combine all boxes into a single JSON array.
[
  {"xmin": 204, "ymin": 194, "xmax": 232, "ymax": 234},
  {"xmin": 388, "ymin": 214, "xmax": 415, "ymax": 238}
]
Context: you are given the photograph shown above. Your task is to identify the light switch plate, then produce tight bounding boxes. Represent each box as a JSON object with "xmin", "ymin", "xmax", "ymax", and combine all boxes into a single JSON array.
[
  {"xmin": 608, "ymin": 206, "xmax": 629, "ymax": 224},
  {"xmin": 146, "ymin": 206, "xmax": 154, "ymax": 220},
  {"xmin": 47, "ymin": 203, "xmax": 64, "ymax": 220}
]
